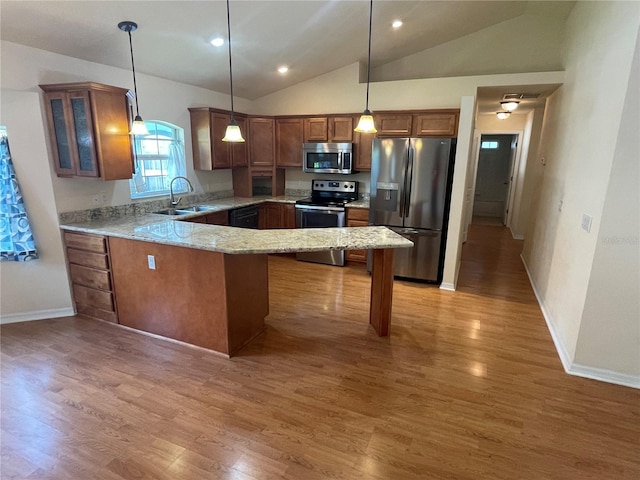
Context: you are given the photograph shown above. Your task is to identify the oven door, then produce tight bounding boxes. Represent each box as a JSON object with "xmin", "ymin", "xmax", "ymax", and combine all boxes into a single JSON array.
[{"xmin": 295, "ymin": 205, "xmax": 346, "ymax": 266}]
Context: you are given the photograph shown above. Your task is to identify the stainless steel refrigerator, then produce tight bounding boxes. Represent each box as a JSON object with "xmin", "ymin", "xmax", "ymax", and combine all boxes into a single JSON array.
[{"xmin": 368, "ymin": 138, "xmax": 456, "ymax": 283}]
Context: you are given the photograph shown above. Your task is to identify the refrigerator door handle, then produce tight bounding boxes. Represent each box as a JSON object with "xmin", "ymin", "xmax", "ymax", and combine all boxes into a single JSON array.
[{"xmin": 404, "ymin": 146, "xmax": 415, "ymax": 218}]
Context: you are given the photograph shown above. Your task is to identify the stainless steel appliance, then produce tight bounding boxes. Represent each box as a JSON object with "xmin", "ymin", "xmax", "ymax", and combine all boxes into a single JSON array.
[
  {"xmin": 295, "ymin": 179, "xmax": 359, "ymax": 266},
  {"xmin": 369, "ymin": 138, "xmax": 456, "ymax": 283},
  {"xmin": 302, "ymin": 143, "xmax": 354, "ymax": 174},
  {"xmin": 229, "ymin": 205, "xmax": 259, "ymax": 229}
]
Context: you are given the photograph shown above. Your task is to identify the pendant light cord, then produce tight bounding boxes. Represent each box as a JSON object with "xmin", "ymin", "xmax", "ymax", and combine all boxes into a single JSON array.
[
  {"xmin": 226, "ymin": 0, "xmax": 235, "ymax": 120},
  {"xmin": 364, "ymin": 0, "xmax": 373, "ymax": 112},
  {"xmin": 126, "ymin": 28, "xmax": 141, "ymax": 118}
]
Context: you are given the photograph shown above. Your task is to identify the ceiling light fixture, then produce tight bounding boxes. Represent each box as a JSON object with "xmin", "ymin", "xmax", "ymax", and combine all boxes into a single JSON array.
[
  {"xmin": 118, "ymin": 21, "xmax": 149, "ymax": 136},
  {"xmin": 500, "ymin": 100, "xmax": 519, "ymax": 112},
  {"xmin": 210, "ymin": 37, "xmax": 224, "ymax": 47},
  {"xmin": 496, "ymin": 111, "xmax": 511, "ymax": 120},
  {"xmin": 392, "ymin": 19, "xmax": 403, "ymax": 28},
  {"xmin": 222, "ymin": 0, "xmax": 245, "ymax": 143},
  {"xmin": 278, "ymin": 65, "xmax": 289, "ymax": 74},
  {"xmin": 355, "ymin": 0, "xmax": 377, "ymax": 133}
]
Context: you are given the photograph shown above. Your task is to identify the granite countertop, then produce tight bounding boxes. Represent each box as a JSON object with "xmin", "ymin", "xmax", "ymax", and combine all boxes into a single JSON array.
[{"xmin": 59, "ymin": 196, "xmax": 407, "ymax": 255}]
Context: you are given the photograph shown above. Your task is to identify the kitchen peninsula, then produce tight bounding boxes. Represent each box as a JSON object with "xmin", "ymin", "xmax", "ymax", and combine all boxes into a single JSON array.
[{"xmin": 60, "ymin": 210, "xmax": 412, "ymax": 356}]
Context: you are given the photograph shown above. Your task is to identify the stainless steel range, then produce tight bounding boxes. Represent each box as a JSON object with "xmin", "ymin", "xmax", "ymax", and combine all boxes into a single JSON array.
[{"xmin": 295, "ymin": 179, "xmax": 359, "ymax": 266}]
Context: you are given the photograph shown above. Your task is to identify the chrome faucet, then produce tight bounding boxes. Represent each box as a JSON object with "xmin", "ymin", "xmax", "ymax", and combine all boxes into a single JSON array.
[{"xmin": 169, "ymin": 176, "xmax": 194, "ymax": 207}]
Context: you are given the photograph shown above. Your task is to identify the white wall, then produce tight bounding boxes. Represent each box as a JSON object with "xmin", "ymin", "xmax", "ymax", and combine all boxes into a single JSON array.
[
  {"xmin": 574, "ymin": 28, "xmax": 640, "ymax": 380},
  {"xmin": 372, "ymin": 8, "xmax": 567, "ymax": 82},
  {"xmin": 0, "ymin": 91, "xmax": 74, "ymax": 322},
  {"xmin": 522, "ymin": 1, "xmax": 640, "ymax": 385}
]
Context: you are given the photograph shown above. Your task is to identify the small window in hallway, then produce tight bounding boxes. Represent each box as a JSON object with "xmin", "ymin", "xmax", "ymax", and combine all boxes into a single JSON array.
[{"xmin": 481, "ymin": 140, "xmax": 499, "ymax": 149}]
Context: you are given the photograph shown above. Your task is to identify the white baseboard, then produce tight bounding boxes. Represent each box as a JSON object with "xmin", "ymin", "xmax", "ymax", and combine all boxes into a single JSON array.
[
  {"xmin": 0, "ymin": 307, "xmax": 75, "ymax": 325},
  {"xmin": 569, "ymin": 363, "xmax": 640, "ymax": 389},
  {"xmin": 520, "ymin": 254, "xmax": 639, "ymax": 389},
  {"xmin": 439, "ymin": 282, "xmax": 456, "ymax": 291},
  {"xmin": 510, "ymin": 227, "xmax": 524, "ymax": 240}
]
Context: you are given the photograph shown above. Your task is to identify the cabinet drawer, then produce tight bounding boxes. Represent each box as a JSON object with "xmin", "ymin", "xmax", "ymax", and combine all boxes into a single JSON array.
[
  {"xmin": 64, "ymin": 232, "xmax": 107, "ymax": 253},
  {"xmin": 347, "ymin": 208, "xmax": 369, "ymax": 222},
  {"xmin": 67, "ymin": 248, "xmax": 110, "ymax": 269},
  {"xmin": 346, "ymin": 249, "xmax": 368, "ymax": 264},
  {"xmin": 76, "ymin": 303, "xmax": 117, "ymax": 323},
  {"xmin": 73, "ymin": 284, "xmax": 114, "ymax": 312},
  {"xmin": 69, "ymin": 264, "xmax": 111, "ymax": 291}
]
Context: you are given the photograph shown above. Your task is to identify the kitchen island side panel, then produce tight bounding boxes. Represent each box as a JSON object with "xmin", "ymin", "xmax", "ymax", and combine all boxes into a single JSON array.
[{"xmin": 109, "ymin": 237, "xmax": 237, "ymax": 353}]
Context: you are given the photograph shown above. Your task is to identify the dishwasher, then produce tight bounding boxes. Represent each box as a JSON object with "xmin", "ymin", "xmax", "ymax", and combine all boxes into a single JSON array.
[{"xmin": 229, "ymin": 205, "xmax": 259, "ymax": 229}]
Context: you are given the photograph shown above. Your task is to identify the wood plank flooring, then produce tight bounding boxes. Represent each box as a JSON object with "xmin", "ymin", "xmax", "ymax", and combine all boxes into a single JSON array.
[{"xmin": 2, "ymin": 225, "xmax": 639, "ymax": 479}]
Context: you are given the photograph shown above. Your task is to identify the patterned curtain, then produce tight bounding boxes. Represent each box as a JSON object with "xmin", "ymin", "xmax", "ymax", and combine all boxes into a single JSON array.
[{"xmin": 0, "ymin": 127, "xmax": 39, "ymax": 261}]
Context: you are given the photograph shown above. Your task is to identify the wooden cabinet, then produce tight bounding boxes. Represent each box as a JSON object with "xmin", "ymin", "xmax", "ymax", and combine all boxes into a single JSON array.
[
  {"xmin": 258, "ymin": 202, "xmax": 295, "ymax": 229},
  {"xmin": 345, "ymin": 208, "xmax": 370, "ymax": 264},
  {"xmin": 329, "ymin": 116, "xmax": 354, "ymax": 142},
  {"xmin": 281, "ymin": 203, "xmax": 296, "ymax": 229},
  {"xmin": 189, "ymin": 108, "xmax": 247, "ymax": 170},
  {"xmin": 354, "ymin": 124, "xmax": 375, "ymax": 171},
  {"xmin": 64, "ymin": 231, "xmax": 117, "ymax": 323},
  {"xmin": 304, "ymin": 117, "xmax": 328, "ymax": 142},
  {"xmin": 276, "ymin": 118, "xmax": 304, "ymax": 167},
  {"xmin": 181, "ymin": 210, "xmax": 229, "ymax": 225},
  {"xmin": 40, "ymin": 82, "xmax": 133, "ymax": 180},
  {"xmin": 304, "ymin": 116, "xmax": 354, "ymax": 143},
  {"xmin": 375, "ymin": 113, "xmax": 413, "ymax": 137},
  {"xmin": 412, "ymin": 111, "xmax": 459, "ymax": 137},
  {"xmin": 248, "ymin": 117, "xmax": 275, "ymax": 167}
]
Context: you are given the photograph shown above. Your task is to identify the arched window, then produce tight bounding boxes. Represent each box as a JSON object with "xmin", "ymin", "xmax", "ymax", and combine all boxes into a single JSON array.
[{"xmin": 129, "ymin": 121, "xmax": 187, "ymax": 199}]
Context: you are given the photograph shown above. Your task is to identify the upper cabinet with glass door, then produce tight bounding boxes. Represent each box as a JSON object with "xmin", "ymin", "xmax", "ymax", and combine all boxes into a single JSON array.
[{"xmin": 40, "ymin": 82, "xmax": 134, "ymax": 180}]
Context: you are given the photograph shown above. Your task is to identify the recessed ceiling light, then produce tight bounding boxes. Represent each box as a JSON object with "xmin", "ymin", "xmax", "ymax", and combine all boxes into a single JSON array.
[
  {"xmin": 392, "ymin": 20, "xmax": 403, "ymax": 29},
  {"xmin": 210, "ymin": 37, "xmax": 224, "ymax": 47},
  {"xmin": 277, "ymin": 65, "xmax": 289, "ymax": 74}
]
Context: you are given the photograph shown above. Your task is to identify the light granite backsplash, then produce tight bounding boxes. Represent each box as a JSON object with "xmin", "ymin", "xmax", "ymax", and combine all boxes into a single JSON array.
[{"xmin": 58, "ymin": 190, "xmax": 234, "ymax": 223}]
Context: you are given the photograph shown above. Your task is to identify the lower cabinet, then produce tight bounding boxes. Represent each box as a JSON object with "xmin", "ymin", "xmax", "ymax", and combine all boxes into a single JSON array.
[
  {"xmin": 345, "ymin": 207, "xmax": 370, "ymax": 264},
  {"xmin": 64, "ymin": 231, "xmax": 117, "ymax": 323},
  {"xmin": 259, "ymin": 202, "xmax": 295, "ymax": 229},
  {"xmin": 183, "ymin": 210, "xmax": 229, "ymax": 225}
]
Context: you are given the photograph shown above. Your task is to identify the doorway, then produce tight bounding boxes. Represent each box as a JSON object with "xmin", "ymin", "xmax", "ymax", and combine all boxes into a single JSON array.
[{"xmin": 472, "ymin": 134, "xmax": 517, "ymax": 226}]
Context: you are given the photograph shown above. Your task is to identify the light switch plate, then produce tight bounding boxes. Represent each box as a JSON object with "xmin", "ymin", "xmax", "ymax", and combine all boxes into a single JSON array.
[
  {"xmin": 581, "ymin": 213, "xmax": 592, "ymax": 233},
  {"xmin": 147, "ymin": 255, "xmax": 156, "ymax": 270}
]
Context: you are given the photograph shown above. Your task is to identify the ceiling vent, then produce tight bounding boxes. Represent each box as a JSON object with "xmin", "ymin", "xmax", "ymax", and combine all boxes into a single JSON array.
[{"xmin": 503, "ymin": 93, "xmax": 541, "ymax": 100}]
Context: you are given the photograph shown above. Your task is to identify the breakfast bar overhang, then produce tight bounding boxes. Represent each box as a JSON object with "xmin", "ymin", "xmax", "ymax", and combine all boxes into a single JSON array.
[{"xmin": 61, "ymin": 218, "xmax": 413, "ymax": 356}]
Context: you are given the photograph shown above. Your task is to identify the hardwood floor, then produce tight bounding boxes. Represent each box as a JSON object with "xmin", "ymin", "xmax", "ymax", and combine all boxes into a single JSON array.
[{"xmin": 2, "ymin": 224, "xmax": 639, "ymax": 479}]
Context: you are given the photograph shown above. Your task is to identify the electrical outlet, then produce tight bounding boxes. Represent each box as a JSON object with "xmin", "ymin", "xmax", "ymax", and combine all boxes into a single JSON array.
[
  {"xmin": 558, "ymin": 199, "xmax": 563, "ymax": 212},
  {"xmin": 581, "ymin": 213, "xmax": 592, "ymax": 233},
  {"xmin": 147, "ymin": 255, "xmax": 156, "ymax": 270}
]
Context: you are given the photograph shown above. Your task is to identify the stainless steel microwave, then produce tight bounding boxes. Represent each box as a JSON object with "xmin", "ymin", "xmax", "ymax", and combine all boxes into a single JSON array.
[{"xmin": 302, "ymin": 143, "xmax": 353, "ymax": 174}]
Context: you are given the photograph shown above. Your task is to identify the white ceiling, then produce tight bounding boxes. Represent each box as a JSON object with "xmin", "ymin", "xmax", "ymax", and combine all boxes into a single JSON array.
[{"xmin": 1, "ymin": 1, "xmax": 574, "ymax": 102}]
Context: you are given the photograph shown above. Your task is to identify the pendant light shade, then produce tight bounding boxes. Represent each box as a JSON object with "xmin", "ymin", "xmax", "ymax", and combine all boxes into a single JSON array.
[
  {"xmin": 222, "ymin": 0, "xmax": 245, "ymax": 143},
  {"xmin": 355, "ymin": 0, "xmax": 377, "ymax": 133},
  {"xmin": 118, "ymin": 21, "xmax": 149, "ymax": 136}
]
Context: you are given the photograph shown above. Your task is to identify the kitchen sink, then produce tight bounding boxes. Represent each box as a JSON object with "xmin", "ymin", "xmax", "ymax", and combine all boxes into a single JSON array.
[
  {"xmin": 152, "ymin": 208, "xmax": 190, "ymax": 216},
  {"xmin": 176, "ymin": 205, "xmax": 217, "ymax": 213},
  {"xmin": 152, "ymin": 205, "xmax": 216, "ymax": 216}
]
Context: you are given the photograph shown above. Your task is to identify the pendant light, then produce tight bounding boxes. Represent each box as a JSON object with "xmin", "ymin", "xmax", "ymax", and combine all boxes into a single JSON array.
[
  {"xmin": 118, "ymin": 21, "xmax": 149, "ymax": 136},
  {"xmin": 222, "ymin": 0, "xmax": 245, "ymax": 142},
  {"xmin": 354, "ymin": 0, "xmax": 377, "ymax": 133}
]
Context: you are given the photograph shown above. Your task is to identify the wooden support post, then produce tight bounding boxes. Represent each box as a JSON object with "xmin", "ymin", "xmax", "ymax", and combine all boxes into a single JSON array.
[{"xmin": 369, "ymin": 248, "xmax": 394, "ymax": 336}]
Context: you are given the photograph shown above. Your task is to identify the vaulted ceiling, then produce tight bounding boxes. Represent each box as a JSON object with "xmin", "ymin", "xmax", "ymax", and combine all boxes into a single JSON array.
[{"xmin": 2, "ymin": 1, "xmax": 574, "ymax": 102}]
